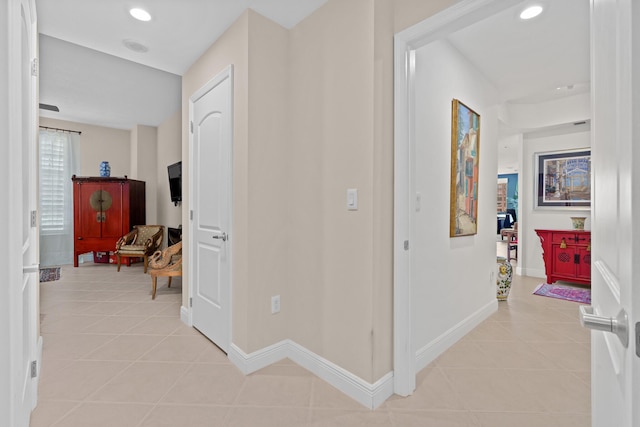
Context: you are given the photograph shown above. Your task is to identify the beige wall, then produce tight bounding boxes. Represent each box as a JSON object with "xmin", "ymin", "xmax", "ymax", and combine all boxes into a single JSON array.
[
  {"xmin": 157, "ymin": 111, "xmax": 182, "ymax": 232},
  {"xmin": 39, "ymin": 116, "xmax": 177, "ymax": 230},
  {"xmin": 40, "ymin": 117, "xmax": 131, "ymax": 178},
  {"xmin": 289, "ymin": 0, "xmax": 377, "ymax": 382},
  {"xmin": 180, "ymin": 0, "xmax": 463, "ymax": 386},
  {"xmin": 130, "ymin": 125, "xmax": 158, "ymax": 224},
  {"xmin": 246, "ymin": 12, "xmax": 290, "ymax": 351},
  {"xmin": 372, "ymin": 0, "xmax": 395, "ymax": 381},
  {"xmin": 181, "ymin": 11, "xmax": 250, "ymax": 345}
]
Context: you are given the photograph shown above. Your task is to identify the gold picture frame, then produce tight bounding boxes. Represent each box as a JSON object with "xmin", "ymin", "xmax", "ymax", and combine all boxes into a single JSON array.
[{"xmin": 450, "ymin": 99, "xmax": 481, "ymax": 237}]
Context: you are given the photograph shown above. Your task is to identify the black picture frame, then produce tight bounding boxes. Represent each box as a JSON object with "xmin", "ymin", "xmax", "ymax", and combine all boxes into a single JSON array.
[{"xmin": 535, "ymin": 149, "xmax": 591, "ymax": 209}]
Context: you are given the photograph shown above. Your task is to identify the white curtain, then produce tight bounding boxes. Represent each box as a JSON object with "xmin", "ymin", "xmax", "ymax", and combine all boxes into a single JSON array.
[{"xmin": 39, "ymin": 129, "xmax": 80, "ymax": 266}]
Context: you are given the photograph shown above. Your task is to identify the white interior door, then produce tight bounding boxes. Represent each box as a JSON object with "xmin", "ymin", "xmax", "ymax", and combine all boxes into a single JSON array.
[
  {"xmin": 189, "ymin": 66, "xmax": 233, "ymax": 353},
  {"xmin": 583, "ymin": 1, "xmax": 639, "ymax": 426},
  {"xmin": 18, "ymin": 0, "xmax": 39, "ymax": 424}
]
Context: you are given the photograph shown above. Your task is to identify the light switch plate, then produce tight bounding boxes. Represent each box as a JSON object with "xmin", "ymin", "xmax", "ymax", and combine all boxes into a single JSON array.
[{"xmin": 347, "ymin": 188, "xmax": 358, "ymax": 210}]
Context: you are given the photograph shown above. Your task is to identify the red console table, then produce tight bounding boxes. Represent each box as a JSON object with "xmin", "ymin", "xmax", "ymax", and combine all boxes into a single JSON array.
[{"xmin": 535, "ymin": 229, "xmax": 591, "ymax": 286}]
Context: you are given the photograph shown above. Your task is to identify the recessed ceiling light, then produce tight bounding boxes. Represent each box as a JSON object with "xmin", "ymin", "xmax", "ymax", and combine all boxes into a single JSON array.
[
  {"xmin": 123, "ymin": 39, "xmax": 149, "ymax": 53},
  {"xmin": 130, "ymin": 8, "xmax": 151, "ymax": 22},
  {"xmin": 520, "ymin": 5, "xmax": 543, "ymax": 20}
]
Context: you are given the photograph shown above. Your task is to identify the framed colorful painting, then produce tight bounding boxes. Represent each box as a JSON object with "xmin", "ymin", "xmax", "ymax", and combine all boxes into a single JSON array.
[
  {"xmin": 450, "ymin": 99, "xmax": 480, "ymax": 237},
  {"xmin": 535, "ymin": 149, "xmax": 591, "ymax": 209}
]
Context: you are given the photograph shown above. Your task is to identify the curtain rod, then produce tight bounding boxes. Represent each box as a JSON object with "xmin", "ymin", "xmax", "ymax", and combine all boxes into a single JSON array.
[{"xmin": 39, "ymin": 125, "xmax": 81, "ymax": 135}]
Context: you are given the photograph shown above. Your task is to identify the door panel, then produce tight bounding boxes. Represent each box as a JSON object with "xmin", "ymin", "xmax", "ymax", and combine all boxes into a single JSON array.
[
  {"xmin": 576, "ymin": 247, "xmax": 591, "ymax": 280},
  {"xmin": 77, "ymin": 182, "xmax": 103, "ymax": 239},
  {"xmin": 196, "ymin": 243, "xmax": 222, "ymax": 306},
  {"xmin": 197, "ymin": 114, "xmax": 223, "ymax": 229},
  {"xmin": 552, "ymin": 246, "xmax": 576, "ymax": 277},
  {"xmin": 100, "ymin": 183, "xmax": 124, "ymax": 238},
  {"xmin": 587, "ymin": 1, "xmax": 638, "ymax": 426},
  {"xmin": 190, "ymin": 66, "xmax": 233, "ymax": 353},
  {"xmin": 18, "ymin": 0, "xmax": 38, "ymax": 424}
]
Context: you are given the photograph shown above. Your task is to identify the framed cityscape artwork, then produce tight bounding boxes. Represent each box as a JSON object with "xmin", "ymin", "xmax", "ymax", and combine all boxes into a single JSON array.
[
  {"xmin": 450, "ymin": 99, "xmax": 480, "ymax": 237},
  {"xmin": 535, "ymin": 149, "xmax": 591, "ymax": 209}
]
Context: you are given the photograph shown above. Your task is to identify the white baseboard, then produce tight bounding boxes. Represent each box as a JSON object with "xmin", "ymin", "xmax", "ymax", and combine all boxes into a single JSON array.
[
  {"xmin": 228, "ymin": 339, "xmax": 394, "ymax": 409},
  {"xmin": 180, "ymin": 305, "xmax": 191, "ymax": 326},
  {"xmin": 522, "ymin": 268, "xmax": 546, "ymax": 280},
  {"xmin": 228, "ymin": 341, "xmax": 288, "ymax": 375},
  {"xmin": 415, "ymin": 299, "xmax": 497, "ymax": 372}
]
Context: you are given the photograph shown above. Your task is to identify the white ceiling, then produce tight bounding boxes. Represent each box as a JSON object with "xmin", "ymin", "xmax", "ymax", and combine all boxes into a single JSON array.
[
  {"xmin": 446, "ymin": 0, "xmax": 590, "ymax": 105},
  {"xmin": 37, "ymin": 0, "xmax": 328, "ymax": 129},
  {"xmin": 445, "ymin": 0, "xmax": 590, "ymax": 174},
  {"xmin": 36, "ymin": 0, "xmax": 329, "ymax": 75},
  {"xmin": 37, "ymin": 0, "xmax": 590, "ymax": 173}
]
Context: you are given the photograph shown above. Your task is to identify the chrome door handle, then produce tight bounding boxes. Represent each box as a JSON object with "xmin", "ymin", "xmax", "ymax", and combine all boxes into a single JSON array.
[
  {"xmin": 579, "ymin": 305, "xmax": 628, "ymax": 348},
  {"xmin": 212, "ymin": 232, "xmax": 228, "ymax": 242}
]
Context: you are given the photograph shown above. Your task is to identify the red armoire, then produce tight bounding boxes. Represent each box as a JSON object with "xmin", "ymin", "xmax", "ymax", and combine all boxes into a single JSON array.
[{"xmin": 72, "ymin": 176, "xmax": 146, "ymax": 267}]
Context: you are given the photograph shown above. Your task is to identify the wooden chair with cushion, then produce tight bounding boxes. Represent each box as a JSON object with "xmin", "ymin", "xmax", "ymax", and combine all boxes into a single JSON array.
[
  {"xmin": 148, "ymin": 241, "xmax": 182, "ymax": 300},
  {"xmin": 115, "ymin": 225, "xmax": 164, "ymax": 273},
  {"xmin": 500, "ymin": 221, "xmax": 518, "ymax": 241}
]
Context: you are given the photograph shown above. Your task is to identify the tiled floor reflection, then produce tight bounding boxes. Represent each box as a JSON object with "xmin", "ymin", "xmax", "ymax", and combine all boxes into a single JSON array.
[{"xmin": 31, "ymin": 259, "xmax": 590, "ymax": 426}]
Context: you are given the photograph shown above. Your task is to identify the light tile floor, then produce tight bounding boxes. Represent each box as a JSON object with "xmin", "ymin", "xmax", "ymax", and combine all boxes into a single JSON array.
[{"xmin": 31, "ymin": 254, "xmax": 591, "ymax": 427}]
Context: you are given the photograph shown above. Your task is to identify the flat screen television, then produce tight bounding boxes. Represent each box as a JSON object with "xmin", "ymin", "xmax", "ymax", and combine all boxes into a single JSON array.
[{"xmin": 167, "ymin": 161, "xmax": 182, "ymax": 205}]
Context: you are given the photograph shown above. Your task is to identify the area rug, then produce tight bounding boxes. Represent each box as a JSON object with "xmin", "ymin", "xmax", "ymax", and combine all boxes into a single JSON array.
[
  {"xmin": 533, "ymin": 283, "xmax": 591, "ymax": 304},
  {"xmin": 39, "ymin": 267, "xmax": 60, "ymax": 283}
]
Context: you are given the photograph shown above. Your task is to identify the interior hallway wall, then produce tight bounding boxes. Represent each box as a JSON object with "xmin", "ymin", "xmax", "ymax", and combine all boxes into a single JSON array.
[
  {"xmin": 39, "ymin": 117, "xmax": 130, "ymax": 178},
  {"xmin": 288, "ymin": 0, "xmax": 378, "ymax": 383},
  {"xmin": 180, "ymin": 0, "xmax": 468, "ymax": 391},
  {"xmin": 130, "ymin": 125, "xmax": 158, "ymax": 225},
  {"xmin": 521, "ymin": 127, "xmax": 591, "ymax": 279},
  {"xmin": 412, "ymin": 39, "xmax": 499, "ymax": 363},
  {"xmin": 156, "ymin": 110, "xmax": 182, "ymax": 235},
  {"xmin": 181, "ymin": 11, "xmax": 251, "ymax": 349}
]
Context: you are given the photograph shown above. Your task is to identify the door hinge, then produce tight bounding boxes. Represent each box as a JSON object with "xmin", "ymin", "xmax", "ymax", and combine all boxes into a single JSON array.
[
  {"xmin": 30, "ymin": 361, "xmax": 37, "ymax": 378},
  {"xmin": 30, "ymin": 210, "xmax": 37, "ymax": 228},
  {"xmin": 190, "ymin": 121, "xmax": 193, "ymax": 133},
  {"xmin": 404, "ymin": 240, "xmax": 409, "ymax": 251},
  {"xmin": 31, "ymin": 58, "xmax": 38, "ymax": 77},
  {"xmin": 190, "ymin": 210, "xmax": 193, "ymax": 220},
  {"xmin": 190, "ymin": 297, "xmax": 193, "ymax": 307},
  {"xmin": 636, "ymin": 322, "xmax": 640, "ymax": 358}
]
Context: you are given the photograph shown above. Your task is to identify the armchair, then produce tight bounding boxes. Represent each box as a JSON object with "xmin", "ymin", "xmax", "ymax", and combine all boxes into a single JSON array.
[
  {"xmin": 115, "ymin": 225, "xmax": 164, "ymax": 273},
  {"xmin": 148, "ymin": 241, "xmax": 182, "ymax": 300}
]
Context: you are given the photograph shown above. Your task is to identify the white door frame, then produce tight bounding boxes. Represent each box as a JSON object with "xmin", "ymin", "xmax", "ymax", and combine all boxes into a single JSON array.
[
  {"xmin": 187, "ymin": 65, "xmax": 234, "ymax": 349},
  {"xmin": 393, "ymin": 0, "xmax": 522, "ymax": 395}
]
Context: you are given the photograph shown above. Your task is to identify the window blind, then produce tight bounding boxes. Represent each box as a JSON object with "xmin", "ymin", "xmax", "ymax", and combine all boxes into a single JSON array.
[{"xmin": 39, "ymin": 132, "xmax": 67, "ymax": 234}]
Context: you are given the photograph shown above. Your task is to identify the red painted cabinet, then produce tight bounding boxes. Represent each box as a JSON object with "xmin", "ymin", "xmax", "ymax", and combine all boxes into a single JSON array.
[
  {"xmin": 535, "ymin": 229, "xmax": 591, "ymax": 286},
  {"xmin": 72, "ymin": 176, "xmax": 145, "ymax": 267}
]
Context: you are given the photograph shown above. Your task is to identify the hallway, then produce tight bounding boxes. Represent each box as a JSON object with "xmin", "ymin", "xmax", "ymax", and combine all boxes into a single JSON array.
[{"xmin": 31, "ymin": 263, "xmax": 590, "ymax": 426}]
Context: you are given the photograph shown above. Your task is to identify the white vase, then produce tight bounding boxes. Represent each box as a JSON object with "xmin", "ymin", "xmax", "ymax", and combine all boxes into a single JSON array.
[
  {"xmin": 570, "ymin": 216, "xmax": 586, "ymax": 230},
  {"xmin": 496, "ymin": 256, "xmax": 513, "ymax": 301}
]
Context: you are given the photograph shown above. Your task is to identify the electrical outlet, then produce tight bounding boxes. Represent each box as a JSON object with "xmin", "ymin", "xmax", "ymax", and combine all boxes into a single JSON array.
[{"xmin": 271, "ymin": 295, "xmax": 281, "ymax": 314}]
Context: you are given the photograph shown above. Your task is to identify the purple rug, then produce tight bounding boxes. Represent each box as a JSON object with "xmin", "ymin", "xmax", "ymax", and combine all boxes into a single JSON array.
[{"xmin": 533, "ymin": 283, "xmax": 591, "ymax": 304}]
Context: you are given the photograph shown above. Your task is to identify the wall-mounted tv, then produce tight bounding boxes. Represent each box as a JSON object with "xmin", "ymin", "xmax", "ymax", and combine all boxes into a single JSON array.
[{"xmin": 167, "ymin": 161, "xmax": 182, "ymax": 206}]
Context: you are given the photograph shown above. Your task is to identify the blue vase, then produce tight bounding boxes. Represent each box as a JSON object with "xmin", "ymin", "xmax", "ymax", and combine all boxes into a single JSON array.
[{"xmin": 100, "ymin": 161, "xmax": 111, "ymax": 177}]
